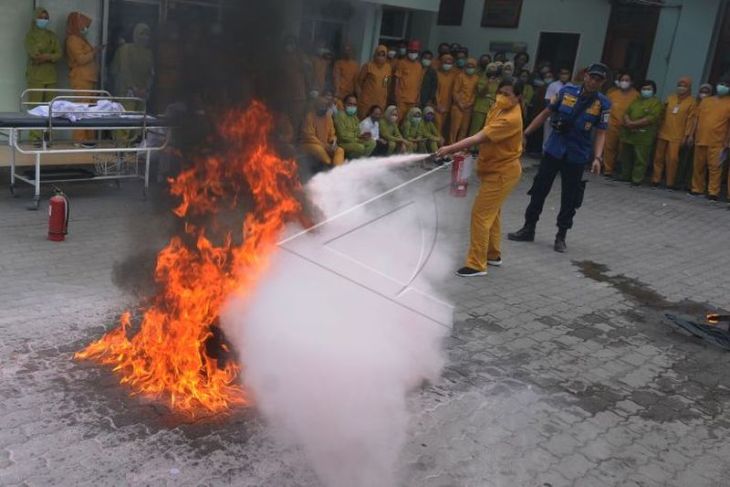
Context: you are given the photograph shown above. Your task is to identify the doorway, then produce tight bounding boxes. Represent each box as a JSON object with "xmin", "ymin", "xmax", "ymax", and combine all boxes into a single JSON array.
[
  {"xmin": 535, "ymin": 32, "xmax": 580, "ymax": 75},
  {"xmin": 601, "ymin": 2, "xmax": 660, "ymax": 82}
]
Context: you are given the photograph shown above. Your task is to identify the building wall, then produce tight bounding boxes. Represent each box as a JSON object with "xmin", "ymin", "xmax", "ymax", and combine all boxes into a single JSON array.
[{"xmin": 419, "ymin": 0, "xmax": 611, "ymax": 75}]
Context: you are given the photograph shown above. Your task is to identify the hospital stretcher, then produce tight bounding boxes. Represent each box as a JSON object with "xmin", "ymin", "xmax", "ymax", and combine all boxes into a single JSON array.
[{"xmin": 0, "ymin": 89, "xmax": 169, "ymax": 209}]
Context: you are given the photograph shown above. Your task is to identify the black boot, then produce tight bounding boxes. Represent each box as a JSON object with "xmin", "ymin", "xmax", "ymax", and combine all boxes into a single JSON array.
[
  {"xmin": 508, "ymin": 223, "xmax": 535, "ymax": 242},
  {"xmin": 554, "ymin": 229, "xmax": 567, "ymax": 253}
]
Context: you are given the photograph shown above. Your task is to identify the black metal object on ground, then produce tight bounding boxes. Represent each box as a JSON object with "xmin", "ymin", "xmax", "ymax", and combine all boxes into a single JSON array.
[{"xmin": 665, "ymin": 313, "xmax": 730, "ymax": 351}]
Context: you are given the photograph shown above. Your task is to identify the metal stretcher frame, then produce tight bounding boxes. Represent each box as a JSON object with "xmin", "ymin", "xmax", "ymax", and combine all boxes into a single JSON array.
[{"xmin": 1, "ymin": 89, "xmax": 170, "ymax": 209}]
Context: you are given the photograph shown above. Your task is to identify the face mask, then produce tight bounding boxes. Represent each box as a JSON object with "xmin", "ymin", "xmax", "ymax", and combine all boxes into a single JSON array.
[
  {"xmin": 560, "ymin": 75, "xmax": 570, "ymax": 83},
  {"xmin": 465, "ymin": 67, "xmax": 476, "ymax": 75},
  {"xmin": 699, "ymin": 92, "xmax": 710, "ymax": 99},
  {"xmin": 442, "ymin": 63, "xmax": 453, "ymax": 72},
  {"xmin": 81, "ymin": 26, "xmax": 89, "ymax": 36},
  {"xmin": 424, "ymin": 113, "xmax": 435, "ymax": 122},
  {"xmin": 544, "ymin": 77, "xmax": 554, "ymax": 84},
  {"xmin": 676, "ymin": 86, "xmax": 689, "ymax": 95},
  {"xmin": 641, "ymin": 89, "xmax": 654, "ymax": 98},
  {"xmin": 398, "ymin": 48, "xmax": 407, "ymax": 56},
  {"xmin": 387, "ymin": 50, "xmax": 396, "ymax": 59},
  {"xmin": 388, "ymin": 114, "xmax": 398, "ymax": 123},
  {"xmin": 407, "ymin": 52, "xmax": 419, "ymax": 61},
  {"xmin": 716, "ymin": 84, "xmax": 730, "ymax": 96},
  {"xmin": 456, "ymin": 58, "xmax": 466, "ymax": 68},
  {"xmin": 533, "ymin": 79, "xmax": 545, "ymax": 87},
  {"xmin": 35, "ymin": 18, "xmax": 49, "ymax": 29},
  {"xmin": 412, "ymin": 116, "xmax": 422, "ymax": 124},
  {"xmin": 619, "ymin": 81, "xmax": 631, "ymax": 90},
  {"xmin": 421, "ymin": 59, "xmax": 432, "ymax": 68},
  {"xmin": 345, "ymin": 106, "xmax": 357, "ymax": 116}
]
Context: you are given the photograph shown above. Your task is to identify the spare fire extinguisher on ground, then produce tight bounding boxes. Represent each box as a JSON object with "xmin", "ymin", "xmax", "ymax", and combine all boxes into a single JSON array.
[
  {"xmin": 48, "ymin": 188, "xmax": 69, "ymax": 241},
  {"xmin": 450, "ymin": 153, "xmax": 473, "ymax": 197}
]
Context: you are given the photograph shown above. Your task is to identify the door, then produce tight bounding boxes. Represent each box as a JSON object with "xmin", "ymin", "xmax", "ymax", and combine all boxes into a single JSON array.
[
  {"xmin": 601, "ymin": 2, "xmax": 660, "ymax": 82},
  {"xmin": 535, "ymin": 32, "xmax": 580, "ymax": 74},
  {"xmin": 709, "ymin": 1, "xmax": 730, "ymax": 83}
]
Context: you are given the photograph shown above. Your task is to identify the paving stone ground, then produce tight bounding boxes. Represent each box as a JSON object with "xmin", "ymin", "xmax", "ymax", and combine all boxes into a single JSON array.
[{"xmin": 1, "ymin": 159, "xmax": 729, "ymax": 487}]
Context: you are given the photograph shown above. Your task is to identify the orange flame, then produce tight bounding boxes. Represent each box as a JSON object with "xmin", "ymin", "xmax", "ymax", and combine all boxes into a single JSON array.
[{"xmin": 75, "ymin": 101, "xmax": 302, "ymax": 414}]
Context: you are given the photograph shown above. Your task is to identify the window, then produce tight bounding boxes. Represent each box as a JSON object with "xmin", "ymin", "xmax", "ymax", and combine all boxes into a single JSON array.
[
  {"xmin": 481, "ymin": 0, "xmax": 523, "ymax": 29},
  {"xmin": 380, "ymin": 7, "xmax": 410, "ymax": 41},
  {"xmin": 437, "ymin": 0, "xmax": 466, "ymax": 26}
]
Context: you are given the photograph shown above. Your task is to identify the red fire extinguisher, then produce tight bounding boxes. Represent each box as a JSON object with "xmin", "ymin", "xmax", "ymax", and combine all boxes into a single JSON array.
[
  {"xmin": 450, "ymin": 153, "xmax": 473, "ymax": 197},
  {"xmin": 48, "ymin": 189, "xmax": 69, "ymax": 241}
]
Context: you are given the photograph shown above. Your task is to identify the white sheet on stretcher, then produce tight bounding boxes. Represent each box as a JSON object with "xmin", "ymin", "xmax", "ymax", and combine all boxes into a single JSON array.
[{"xmin": 27, "ymin": 99, "xmax": 134, "ymax": 122}]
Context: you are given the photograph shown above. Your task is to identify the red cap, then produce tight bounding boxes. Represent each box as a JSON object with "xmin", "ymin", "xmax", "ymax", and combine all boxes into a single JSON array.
[{"xmin": 407, "ymin": 40, "xmax": 421, "ymax": 51}]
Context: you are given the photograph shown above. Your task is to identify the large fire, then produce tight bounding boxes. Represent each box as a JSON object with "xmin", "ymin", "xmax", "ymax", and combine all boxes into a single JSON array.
[{"xmin": 75, "ymin": 101, "xmax": 303, "ymax": 414}]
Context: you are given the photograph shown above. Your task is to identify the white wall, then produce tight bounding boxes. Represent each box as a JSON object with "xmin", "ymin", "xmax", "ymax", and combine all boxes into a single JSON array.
[
  {"xmin": 423, "ymin": 0, "xmax": 611, "ymax": 74},
  {"xmin": 646, "ymin": 0, "xmax": 723, "ymax": 99},
  {"xmin": 0, "ymin": 1, "xmax": 34, "ymax": 110}
]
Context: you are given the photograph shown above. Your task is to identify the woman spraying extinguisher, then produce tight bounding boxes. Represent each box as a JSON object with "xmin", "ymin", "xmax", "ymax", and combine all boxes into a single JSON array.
[{"xmin": 436, "ymin": 78, "xmax": 524, "ymax": 277}]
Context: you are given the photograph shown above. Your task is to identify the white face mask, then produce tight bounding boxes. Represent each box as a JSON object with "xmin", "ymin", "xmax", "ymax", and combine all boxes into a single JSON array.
[
  {"xmin": 699, "ymin": 93, "xmax": 710, "ymax": 99},
  {"xmin": 421, "ymin": 58, "xmax": 432, "ymax": 67},
  {"xmin": 387, "ymin": 50, "xmax": 396, "ymax": 59},
  {"xmin": 407, "ymin": 52, "xmax": 419, "ymax": 61},
  {"xmin": 618, "ymin": 80, "xmax": 631, "ymax": 90}
]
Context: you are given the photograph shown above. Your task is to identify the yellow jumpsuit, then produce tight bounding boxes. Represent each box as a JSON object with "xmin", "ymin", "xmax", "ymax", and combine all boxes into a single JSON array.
[
  {"xmin": 357, "ymin": 45, "xmax": 392, "ymax": 118},
  {"xmin": 605, "ymin": 88, "xmax": 639, "ymax": 175},
  {"xmin": 66, "ymin": 13, "xmax": 99, "ymax": 142},
  {"xmin": 651, "ymin": 93, "xmax": 696, "ymax": 187},
  {"xmin": 465, "ymin": 96, "xmax": 523, "ymax": 272},
  {"xmin": 692, "ymin": 96, "xmax": 730, "ymax": 197},
  {"xmin": 300, "ymin": 111, "xmax": 344, "ymax": 166},
  {"xmin": 449, "ymin": 66, "xmax": 479, "ymax": 144},
  {"xmin": 394, "ymin": 58, "xmax": 424, "ymax": 122},
  {"xmin": 434, "ymin": 57, "xmax": 457, "ymax": 138}
]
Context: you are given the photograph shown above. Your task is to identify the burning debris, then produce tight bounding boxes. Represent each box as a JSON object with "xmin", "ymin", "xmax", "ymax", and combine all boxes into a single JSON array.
[{"xmin": 75, "ymin": 101, "xmax": 305, "ymax": 414}]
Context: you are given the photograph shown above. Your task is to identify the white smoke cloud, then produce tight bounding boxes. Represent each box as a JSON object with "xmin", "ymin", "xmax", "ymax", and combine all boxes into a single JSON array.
[{"xmin": 222, "ymin": 155, "xmax": 454, "ymax": 486}]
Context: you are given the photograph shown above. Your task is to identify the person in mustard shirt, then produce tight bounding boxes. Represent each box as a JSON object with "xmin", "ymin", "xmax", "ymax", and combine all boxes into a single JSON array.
[
  {"xmin": 356, "ymin": 45, "xmax": 392, "ymax": 118},
  {"xmin": 619, "ymin": 81, "xmax": 663, "ymax": 185},
  {"xmin": 65, "ymin": 12, "xmax": 100, "ymax": 146},
  {"xmin": 421, "ymin": 107, "xmax": 443, "ymax": 153},
  {"xmin": 333, "ymin": 42, "xmax": 359, "ymax": 109},
  {"xmin": 335, "ymin": 94, "xmax": 376, "ymax": 159},
  {"xmin": 301, "ymin": 97, "xmax": 345, "ymax": 167},
  {"xmin": 605, "ymin": 71, "xmax": 639, "ymax": 177},
  {"xmin": 394, "ymin": 40, "xmax": 424, "ymax": 122},
  {"xmin": 436, "ymin": 79, "xmax": 525, "ymax": 277},
  {"xmin": 435, "ymin": 54, "xmax": 457, "ymax": 138},
  {"xmin": 449, "ymin": 57, "xmax": 479, "ymax": 144},
  {"xmin": 690, "ymin": 79, "xmax": 730, "ymax": 200},
  {"xmin": 651, "ymin": 76, "xmax": 696, "ymax": 188}
]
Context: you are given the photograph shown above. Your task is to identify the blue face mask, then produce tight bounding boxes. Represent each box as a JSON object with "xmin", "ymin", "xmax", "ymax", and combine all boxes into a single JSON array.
[
  {"xmin": 345, "ymin": 106, "xmax": 358, "ymax": 116},
  {"xmin": 456, "ymin": 58, "xmax": 466, "ymax": 68},
  {"xmin": 35, "ymin": 18, "xmax": 50, "ymax": 29},
  {"xmin": 81, "ymin": 26, "xmax": 89, "ymax": 36},
  {"xmin": 641, "ymin": 89, "xmax": 654, "ymax": 99},
  {"xmin": 717, "ymin": 84, "xmax": 730, "ymax": 96}
]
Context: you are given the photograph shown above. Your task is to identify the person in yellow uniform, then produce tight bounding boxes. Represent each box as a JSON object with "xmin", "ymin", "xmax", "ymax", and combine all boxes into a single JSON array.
[
  {"xmin": 449, "ymin": 57, "xmax": 479, "ymax": 144},
  {"xmin": 301, "ymin": 97, "xmax": 345, "ymax": 167},
  {"xmin": 619, "ymin": 80, "xmax": 663, "ymax": 185},
  {"xmin": 434, "ymin": 54, "xmax": 457, "ymax": 138},
  {"xmin": 335, "ymin": 94, "xmax": 376, "ymax": 159},
  {"xmin": 356, "ymin": 45, "xmax": 392, "ymax": 118},
  {"xmin": 651, "ymin": 76, "xmax": 696, "ymax": 188},
  {"xmin": 421, "ymin": 107, "xmax": 443, "ymax": 153},
  {"xmin": 380, "ymin": 105, "xmax": 412, "ymax": 154},
  {"xmin": 605, "ymin": 71, "xmax": 639, "ymax": 177},
  {"xmin": 690, "ymin": 79, "xmax": 730, "ymax": 200},
  {"xmin": 436, "ymin": 79, "xmax": 524, "ymax": 277},
  {"xmin": 401, "ymin": 107, "xmax": 427, "ymax": 152},
  {"xmin": 25, "ymin": 7, "xmax": 62, "ymax": 141},
  {"xmin": 468, "ymin": 62, "xmax": 499, "ymax": 137},
  {"xmin": 333, "ymin": 42, "xmax": 359, "ymax": 109},
  {"xmin": 311, "ymin": 42, "xmax": 333, "ymax": 96},
  {"xmin": 394, "ymin": 40, "xmax": 424, "ymax": 122},
  {"xmin": 65, "ymin": 11, "xmax": 100, "ymax": 146}
]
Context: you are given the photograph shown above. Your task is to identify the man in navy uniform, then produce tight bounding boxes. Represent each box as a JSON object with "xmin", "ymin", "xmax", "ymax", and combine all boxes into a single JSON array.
[{"xmin": 509, "ymin": 62, "xmax": 612, "ymax": 253}]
